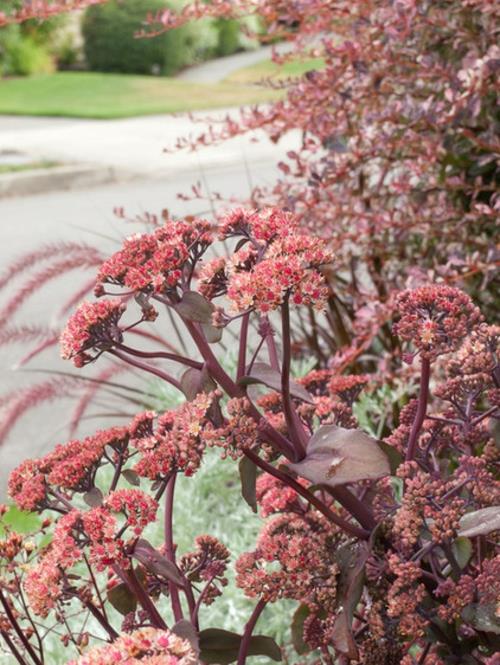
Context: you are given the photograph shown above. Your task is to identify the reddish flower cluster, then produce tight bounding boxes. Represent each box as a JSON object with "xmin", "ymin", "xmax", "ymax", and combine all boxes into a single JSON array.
[
  {"xmin": 327, "ymin": 374, "xmax": 369, "ymax": 405},
  {"xmin": 105, "ymin": 489, "xmax": 158, "ymax": 536},
  {"xmin": 446, "ymin": 323, "xmax": 500, "ymax": 377},
  {"xmin": 180, "ymin": 535, "xmax": 229, "ymax": 605},
  {"xmin": 386, "ymin": 554, "xmax": 427, "ymax": 639},
  {"xmin": 236, "ymin": 512, "xmax": 340, "ymax": 647},
  {"xmin": 202, "ymin": 397, "xmax": 258, "ymax": 459},
  {"xmin": 255, "ymin": 474, "xmax": 307, "ymax": 518},
  {"xmin": 24, "ymin": 511, "xmax": 81, "ymax": 617},
  {"xmin": 198, "ymin": 208, "xmax": 333, "ymax": 314},
  {"xmin": 393, "ymin": 463, "xmax": 465, "ymax": 551},
  {"xmin": 8, "ymin": 426, "xmax": 129, "ymax": 509},
  {"xmin": 97, "ymin": 219, "xmax": 211, "ymax": 294},
  {"xmin": 132, "ymin": 393, "xmax": 213, "ymax": 479},
  {"xmin": 226, "ymin": 233, "xmax": 332, "ymax": 313},
  {"xmin": 60, "ymin": 299, "xmax": 126, "ymax": 366},
  {"xmin": 67, "ymin": 627, "xmax": 198, "ymax": 665},
  {"xmin": 393, "ymin": 285, "xmax": 483, "ymax": 359}
]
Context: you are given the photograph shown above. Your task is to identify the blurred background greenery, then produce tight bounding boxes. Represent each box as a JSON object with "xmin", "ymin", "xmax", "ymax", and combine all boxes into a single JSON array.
[{"xmin": 0, "ymin": 0, "xmax": 262, "ymax": 78}]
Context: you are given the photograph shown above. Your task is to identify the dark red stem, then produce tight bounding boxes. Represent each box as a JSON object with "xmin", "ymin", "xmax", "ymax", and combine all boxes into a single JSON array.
[
  {"xmin": 237, "ymin": 599, "xmax": 267, "ymax": 665},
  {"xmin": 0, "ymin": 589, "xmax": 42, "ymax": 665},
  {"xmin": 326, "ymin": 485, "xmax": 376, "ymax": 531},
  {"xmin": 237, "ymin": 313, "xmax": 250, "ymax": 380},
  {"xmin": 281, "ymin": 299, "xmax": 308, "ymax": 457},
  {"xmin": 406, "ymin": 357, "xmax": 431, "ymax": 461},
  {"xmin": 109, "ymin": 348, "xmax": 182, "ymax": 392},
  {"xmin": 113, "ymin": 564, "xmax": 167, "ymax": 629},
  {"xmin": 1, "ymin": 630, "xmax": 27, "ymax": 665},
  {"xmin": 164, "ymin": 474, "xmax": 184, "ymax": 623},
  {"xmin": 117, "ymin": 343, "xmax": 202, "ymax": 370}
]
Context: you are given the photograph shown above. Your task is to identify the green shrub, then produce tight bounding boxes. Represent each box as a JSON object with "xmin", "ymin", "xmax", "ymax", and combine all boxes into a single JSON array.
[
  {"xmin": 0, "ymin": 26, "xmax": 54, "ymax": 76},
  {"xmin": 82, "ymin": 0, "xmax": 209, "ymax": 76},
  {"xmin": 215, "ymin": 18, "xmax": 241, "ymax": 57}
]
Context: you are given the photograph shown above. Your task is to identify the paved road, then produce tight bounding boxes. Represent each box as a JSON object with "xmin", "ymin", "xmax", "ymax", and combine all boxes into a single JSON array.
[
  {"xmin": 0, "ymin": 109, "xmax": 299, "ymax": 180},
  {"xmin": 177, "ymin": 42, "xmax": 293, "ymax": 83},
  {"xmin": 0, "ymin": 159, "xmax": 281, "ymax": 496}
]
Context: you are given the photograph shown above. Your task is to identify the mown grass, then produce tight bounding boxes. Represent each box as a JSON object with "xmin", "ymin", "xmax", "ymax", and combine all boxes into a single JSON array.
[
  {"xmin": 0, "ymin": 57, "xmax": 324, "ymax": 119},
  {"xmin": 225, "ymin": 57, "xmax": 325, "ymax": 84},
  {"xmin": 0, "ymin": 70, "xmax": 279, "ymax": 119},
  {"xmin": 0, "ymin": 160, "xmax": 59, "ymax": 173}
]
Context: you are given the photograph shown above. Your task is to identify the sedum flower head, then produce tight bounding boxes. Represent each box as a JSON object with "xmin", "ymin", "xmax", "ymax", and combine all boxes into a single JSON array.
[
  {"xmin": 393, "ymin": 285, "xmax": 483, "ymax": 359},
  {"xmin": 67, "ymin": 627, "xmax": 198, "ymax": 664},
  {"xmin": 60, "ymin": 299, "xmax": 126, "ymax": 366}
]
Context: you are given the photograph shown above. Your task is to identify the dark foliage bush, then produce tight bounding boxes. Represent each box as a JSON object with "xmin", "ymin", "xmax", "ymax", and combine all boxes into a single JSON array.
[
  {"xmin": 82, "ymin": 0, "xmax": 193, "ymax": 76},
  {"xmin": 215, "ymin": 18, "xmax": 241, "ymax": 57}
]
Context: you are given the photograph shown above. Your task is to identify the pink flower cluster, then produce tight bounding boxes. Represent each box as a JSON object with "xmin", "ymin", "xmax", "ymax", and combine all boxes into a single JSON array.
[
  {"xmin": 393, "ymin": 285, "xmax": 483, "ymax": 359},
  {"xmin": 24, "ymin": 511, "xmax": 81, "ymax": 617},
  {"xmin": 392, "ymin": 463, "xmax": 466, "ymax": 551},
  {"xmin": 199, "ymin": 207, "xmax": 333, "ymax": 314},
  {"xmin": 255, "ymin": 474, "xmax": 307, "ymax": 517},
  {"xmin": 202, "ymin": 397, "xmax": 258, "ymax": 459},
  {"xmin": 236, "ymin": 512, "xmax": 340, "ymax": 648},
  {"xmin": 97, "ymin": 219, "xmax": 211, "ymax": 294},
  {"xmin": 132, "ymin": 393, "xmax": 213, "ymax": 479},
  {"xmin": 180, "ymin": 535, "xmax": 229, "ymax": 605},
  {"xmin": 60, "ymin": 299, "xmax": 126, "ymax": 366},
  {"xmin": 67, "ymin": 627, "xmax": 198, "ymax": 665},
  {"xmin": 8, "ymin": 426, "xmax": 129, "ymax": 509}
]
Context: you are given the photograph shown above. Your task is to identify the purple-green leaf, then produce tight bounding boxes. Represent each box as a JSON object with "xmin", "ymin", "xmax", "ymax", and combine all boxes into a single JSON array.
[
  {"xmin": 198, "ymin": 629, "xmax": 281, "ymax": 664},
  {"xmin": 239, "ymin": 456, "xmax": 257, "ymax": 513},
  {"xmin": 180, "ymin": 365, "xmax": 217, "ymax": 401},
  {"xmin": 83, "ymin": 487, "xmax": 104, "ymax": 508},
  {"xmin": 238, "ymin": 362, "xmax": 313, "ymax": 403},
  {"xmin": 458, "ymin": 506, "xmax": 500, "ymax": 538},
  {"xmin": 132, "ymin": 539, "xmax": 184, "ymax": 586},
  {"xmin": 289, "ymin": 424, "xmax": 390, "ymax": 487},
  {"xmin": 107, "ymin": 582, "xmax": 137, "ymax": 616},
  {"xmin": 331, "ymin": 543, "xmax": 369, "ymax": 659},
  {"xmin": 175, "ymin": 291, "xmax": 214, "ymax": 323}
]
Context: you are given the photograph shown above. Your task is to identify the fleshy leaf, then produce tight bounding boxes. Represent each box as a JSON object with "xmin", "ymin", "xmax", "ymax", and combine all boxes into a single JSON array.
[
  {"xmin": 201, "ymin": 321, "xmax": 223, "ymax": 344},
  {"xmin": 132, "ymin": 539, "xmax": 184, "ymax": 586},
  {"xmin": 239, "ymin": 362, "xmax": 313, "ymax": 403},
  {"xmin": 175, "ymin": 291, "xmax": 214, "ymax": 323},
  {"xmin": 452, "ymin": 537, "xmax": 473, "ymax": 569},
  {"xmin": 289, "ymin": 424, "xmax": 390, "ymax": 487},
  {"xmin": 458, "ymin": 507, "xmax": 500, "ymax": 538},
  {"xmin": 122, "ymin": 469, "xmax": 140, "ymax": 487},
  {"xmin": 107, "ymin": 582, "xmax": 137, "ymax": 616},
  {"xmin": 331, "ymin": 543, "xmax": 369, "ymax": 659},
  {"xmin": 239, "ymin": 456, "xmax": 257, "ymax": 513},
  {"xmin": 83, "ymin": 487, "xmax": 104, "ymax": 508},
  {"xmin": 291, "ymin": 604, "xmax": 312, "ymax": 655},
  {"xmin": 199, "ymin": 628, "xmax": 281, "ymax": 664},
  {"xmin": 172, "ymin": 619, "xmax": 200, "ymax": 654},
  {"xmin": 462, "ymin": 603, "xmax": 500, "ymax": 635},
  {"xmin": 181, "ymin": 366, "xmax": 217, "ymax": 401}
]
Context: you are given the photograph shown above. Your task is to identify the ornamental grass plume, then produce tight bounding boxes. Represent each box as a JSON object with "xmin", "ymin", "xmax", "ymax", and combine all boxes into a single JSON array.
[{"xmin": 0, "ymin": 205, "xmax": 498, "ymax": 665}]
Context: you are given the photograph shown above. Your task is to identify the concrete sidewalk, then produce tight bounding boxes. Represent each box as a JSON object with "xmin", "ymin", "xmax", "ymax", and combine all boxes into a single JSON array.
[
  {"xmin": 0, "ymin": 109, "xmax": 299, "ymax": 186},
  {"xmin": 177, "ymin": 42, "xmax": 294, "ymax": 83}
]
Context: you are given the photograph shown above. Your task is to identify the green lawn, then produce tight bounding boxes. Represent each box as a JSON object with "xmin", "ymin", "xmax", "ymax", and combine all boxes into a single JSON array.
[
  {"xmin": 0, "ymin": 160, "xmax": 59, "ymax": 173},
  {"xmin": 225, "ymin": 57, "xmax": 325, "ymax": 84},
  {"xmin": 0, "ymin": 58, "xmax": 324, "ymax": 119}
]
